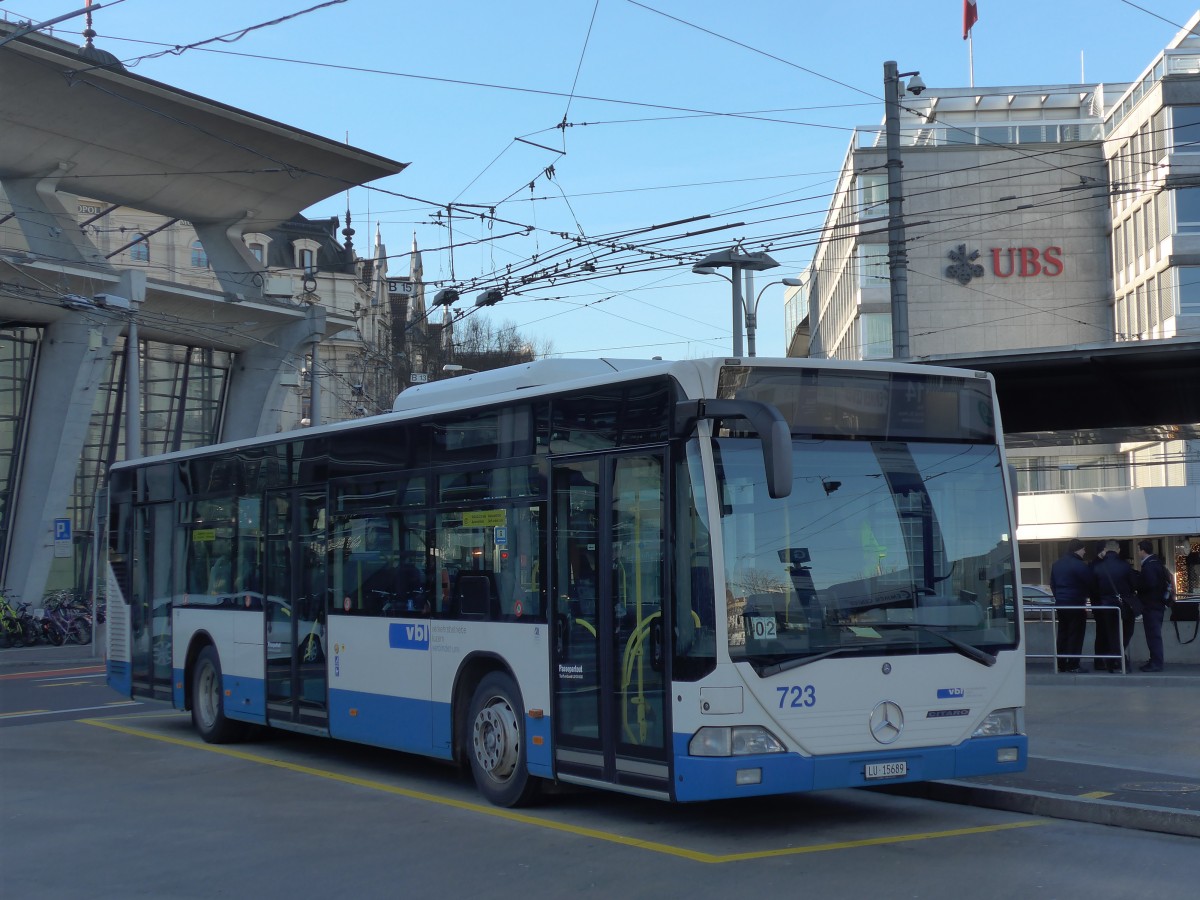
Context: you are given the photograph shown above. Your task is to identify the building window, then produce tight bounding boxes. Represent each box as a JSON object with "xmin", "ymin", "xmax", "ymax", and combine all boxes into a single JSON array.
[
  {"xmin": 1171, "ymin": 106, "xmax": 1200, "ymax": 152},
  {"xmin": 242, "ymin": 233, "xmax": 272, "ymax": 265},
  {"xmin": 1016, "ymin": 125, "xmax": 1045, "ymax": 144},
  {"xmin": 859, "ymin": 313, "xmax": 891, "ymax": 360},
  {"xmin": 1152, "ymin": 109, "xmax": 1168, "ymax": 160},
  {"xmin": 1179, "ymin": 267, "xmax": 1200, "ymax": 317},
  {"xmin": 977, "ymin": 125, "xmax": 1011, "ymax": 145},
  {"xmin": 1175, "ymin": 188, "xmax": 1200, "ymax": 233},
  {"xmin": 190, "ymin": 241, "xmax": 208, "ymax": 268},
  {"xmin": 1113, "ymin": 222, "xmax": 1124, "ymax": 280},
  {"xmin": 858, "ymin": 175, "xmax": 886, "ymax": 216},
  {"xmin": 130, "ymin": 233, "xmax": 149, "ymax": 262},
  {"xmin": 857, "ymin": 244, "xmax": 888, "ymax": 286},
  {"xmin": 299, "ymin": 248, "xmax": 316, "ymax": 274}
]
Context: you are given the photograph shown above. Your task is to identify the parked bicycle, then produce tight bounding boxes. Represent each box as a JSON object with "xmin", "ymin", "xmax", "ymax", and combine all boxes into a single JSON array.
[
  {"xmin": 40, "ymin": 591, "xmax": 93, "ymax": 645},
  {"xmin": 1, "ymin": 589, "xmax": 41, "ymax": 647}
]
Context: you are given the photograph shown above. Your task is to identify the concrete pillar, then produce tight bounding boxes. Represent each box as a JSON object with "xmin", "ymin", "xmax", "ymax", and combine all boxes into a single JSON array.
[
  {"xmin": 1, "ymin": 165, "xmax": 106, "ymax": 265},
  {"xmin": 222, "ymin": 307, "xmax": 326, "ymax": 441},
  {"xmin": 7, "ymin": 312, "xmax": 125, "ymax": 606},
  {"xmin": 193, "ymin": 217, "xmax": 266, "ymax": 302}
]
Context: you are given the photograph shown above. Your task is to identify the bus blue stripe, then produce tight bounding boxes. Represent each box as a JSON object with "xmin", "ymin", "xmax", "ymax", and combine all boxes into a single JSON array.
[
  {"xmin": 670, "ymin": 733, "xmax": 1027, "ymax": 802},
  {"xmin": 106, "ymin": 660, "xmax": 131, "ymax": 698}
]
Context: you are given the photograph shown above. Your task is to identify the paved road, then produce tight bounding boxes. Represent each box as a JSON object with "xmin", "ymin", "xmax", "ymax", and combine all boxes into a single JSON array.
[{"xmin": 3, "ymin": 642, "xmax": 1199, "ymax": 841}]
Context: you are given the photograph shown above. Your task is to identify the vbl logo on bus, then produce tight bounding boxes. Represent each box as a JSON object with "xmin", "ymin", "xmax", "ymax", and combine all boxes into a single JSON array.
[{"xmin": 389, "ymin": 622, "xmax": 430, "ymax": 650}]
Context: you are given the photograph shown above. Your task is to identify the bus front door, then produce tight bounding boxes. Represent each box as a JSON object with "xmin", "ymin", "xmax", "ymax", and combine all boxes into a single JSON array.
[
  {"xmin": 264, "ymin": 489, "xmax": 329, "ymax": 731},
  {"xmin": 551, "ymin": 454, "xmax": 670, "ymax": 797}
]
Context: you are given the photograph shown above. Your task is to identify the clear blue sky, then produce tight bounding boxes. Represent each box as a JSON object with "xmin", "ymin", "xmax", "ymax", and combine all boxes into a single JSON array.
[{"xmin": 4, "ymin": 0, "xmax": 1198, "ymax": 359}]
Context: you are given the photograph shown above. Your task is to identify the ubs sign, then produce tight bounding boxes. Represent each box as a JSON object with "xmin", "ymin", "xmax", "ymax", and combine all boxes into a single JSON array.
[{"xmin": 945, "ymin": 243, "xmax": 1064, "ymax": 285}]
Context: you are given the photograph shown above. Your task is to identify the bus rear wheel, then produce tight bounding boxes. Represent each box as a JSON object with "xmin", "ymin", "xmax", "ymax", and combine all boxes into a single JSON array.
[
  {"xmin": 466, "ymin": 672, "xmax": 539, "ymax": 807},
  {"xmin": 191, "ymin": 646, "xmax": 246, "ymax": 743}
]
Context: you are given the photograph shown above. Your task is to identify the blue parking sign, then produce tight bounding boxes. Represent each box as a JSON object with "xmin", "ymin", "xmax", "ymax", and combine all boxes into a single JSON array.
[{"xmin": 54, "ymin": 518, "xmax": 72, "ymax": 558}]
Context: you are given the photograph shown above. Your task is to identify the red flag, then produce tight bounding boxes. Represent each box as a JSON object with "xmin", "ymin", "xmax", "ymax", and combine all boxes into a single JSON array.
[{"xmin": 963, "ymin": 1, "xmax": 978, "ymax": 40}]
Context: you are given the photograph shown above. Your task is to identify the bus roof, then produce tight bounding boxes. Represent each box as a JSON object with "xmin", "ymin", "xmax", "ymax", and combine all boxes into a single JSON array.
[
  {"xmin": 111, "ymin": 356, "xmax": 992, "ymax": 471},
  {"xmin": 392, "ymin": 358, "xmax": 667, "ymax": 412}
]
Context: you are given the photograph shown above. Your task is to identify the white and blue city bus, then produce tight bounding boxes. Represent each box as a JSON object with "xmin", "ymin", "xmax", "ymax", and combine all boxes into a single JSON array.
[{"xmin": 105, "ymin": 356, "xmax": 1027, "ymax": 806}]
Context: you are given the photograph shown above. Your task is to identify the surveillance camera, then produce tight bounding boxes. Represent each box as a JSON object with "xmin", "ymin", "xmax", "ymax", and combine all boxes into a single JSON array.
[{"xmin": 906, "ymin": 74, "xmax": 927, "ymax": 96}]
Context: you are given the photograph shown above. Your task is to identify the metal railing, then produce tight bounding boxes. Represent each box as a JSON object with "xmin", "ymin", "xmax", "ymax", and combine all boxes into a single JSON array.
[{"xmin": 1024, "ymin": 603, "xmax": 1127, "ymax": 674}]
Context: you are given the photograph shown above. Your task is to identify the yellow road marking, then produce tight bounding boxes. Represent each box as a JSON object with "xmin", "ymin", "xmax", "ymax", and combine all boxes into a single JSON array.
[
  {"xmin": 1078, "ymin": 791, "xmax": 1113, "ymax": 799},
  {"xmin": 0, "ymin": 709, "xmax": 50, "ymax": 718},
  {"xmin": 81, "ymin": 717, "xmax": 1047, "ymax": 862},
  {"xmin": 39, "ymin": 681, "xmax": 93, "ymax": 687}
]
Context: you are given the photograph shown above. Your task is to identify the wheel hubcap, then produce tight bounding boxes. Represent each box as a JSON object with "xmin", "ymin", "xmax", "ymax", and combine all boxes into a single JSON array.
[
  {"xmin": 198, "ymin": 664, "xmax": 218, "ymax": 727},
  {"xmin": 473, "ymin": 697, "xmax": 519, "ymax": 782}
]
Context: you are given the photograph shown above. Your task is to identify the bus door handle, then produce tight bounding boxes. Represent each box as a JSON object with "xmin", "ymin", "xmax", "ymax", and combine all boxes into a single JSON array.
[
  {"xmin": 555, "ymin": 613, "xmax": 570, "ymax": 659},
  {"xmin": 650, "ymin": 620, "xmax": 664, "ymax": 673}
]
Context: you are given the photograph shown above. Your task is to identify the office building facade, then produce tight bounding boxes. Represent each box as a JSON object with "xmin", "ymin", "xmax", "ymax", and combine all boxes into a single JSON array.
[{"xmin": 788, "ymin": 16, "xmax": 1200, "ymax": 594}]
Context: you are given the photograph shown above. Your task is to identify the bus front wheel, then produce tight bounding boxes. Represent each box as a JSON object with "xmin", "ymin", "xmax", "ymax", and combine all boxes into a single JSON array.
[
  {"xmin": 191, "ymin": 646, "xmax": 246, "ymax": 744},
  {"xmin": 466, "ymin": 672, "xmax": 539, "ymax": 807}
]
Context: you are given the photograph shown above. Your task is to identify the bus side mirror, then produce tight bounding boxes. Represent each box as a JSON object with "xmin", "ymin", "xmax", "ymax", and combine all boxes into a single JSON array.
[{"xmin": 674, "ymin": 400, "xmax": 792, "ymax": 499}]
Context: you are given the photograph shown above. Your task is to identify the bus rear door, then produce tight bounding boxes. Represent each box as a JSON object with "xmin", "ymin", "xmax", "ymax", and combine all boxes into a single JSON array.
[{"xmin": 264, "ymin": 488, "xmax": 328, "ymax": 731}]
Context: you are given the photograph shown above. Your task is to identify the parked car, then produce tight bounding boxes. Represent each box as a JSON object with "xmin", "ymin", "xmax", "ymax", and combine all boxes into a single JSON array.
[
  {"xmin": 1022, "ymin": 585, "xmax": 1054, "ymax": 606},
  {"xmin": 1003, "ymin": 583, "xmax": 1055, "ymax": 618}
]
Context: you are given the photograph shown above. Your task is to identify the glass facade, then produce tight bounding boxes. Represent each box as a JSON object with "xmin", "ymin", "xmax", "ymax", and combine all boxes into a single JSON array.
[
  {"xmin": 0, "ymin": 326, "xmax": 40, "ymax": 581},
  {"xmin": 55, "ymin": 336, "xmax": 231, "ymax": 593}
]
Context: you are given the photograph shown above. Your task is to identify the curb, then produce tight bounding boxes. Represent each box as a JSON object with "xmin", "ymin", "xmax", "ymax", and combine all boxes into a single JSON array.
[
  {"xmin": 0, "ymin": 648, "xmax": 104, "ymax": 669},
  {"xmin": 883, "ymin": 779, "xmax": 1200, "ymax": 839}
]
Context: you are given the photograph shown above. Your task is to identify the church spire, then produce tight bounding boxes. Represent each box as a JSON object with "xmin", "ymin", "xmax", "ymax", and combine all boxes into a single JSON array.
[
  {"xmin": 409, "ymin": 232, "xmax": 423, "ymax": 282},
  {"xmin": 407, "ymin": 232, "xmax": 426, "ymax": 324}
]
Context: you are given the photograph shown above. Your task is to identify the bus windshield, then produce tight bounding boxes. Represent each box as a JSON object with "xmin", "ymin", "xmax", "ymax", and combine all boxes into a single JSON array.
[{"xmin": 718, "ymin": 438, "xmax": 1017, "ymax": 673}]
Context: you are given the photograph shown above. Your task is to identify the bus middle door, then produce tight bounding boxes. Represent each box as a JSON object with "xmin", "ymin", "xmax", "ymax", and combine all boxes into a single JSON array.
[{"xmin": 551, "ymin": 453, "xmax": 669, "ymax": 797}]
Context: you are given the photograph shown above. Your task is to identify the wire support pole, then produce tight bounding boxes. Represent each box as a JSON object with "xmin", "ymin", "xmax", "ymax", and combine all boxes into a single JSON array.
[{"xmin": 884, "ymin": 60, "xmax": 911, "ymax": 361}]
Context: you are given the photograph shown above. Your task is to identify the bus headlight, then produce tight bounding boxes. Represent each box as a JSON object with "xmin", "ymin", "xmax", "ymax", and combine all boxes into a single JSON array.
[
  {"xmin": 972, "ymin": 708, "xmax": 1023, "ymax": 737},
  {"xmin": 689, "ymin": 726, "xmax": 786, "ymax": 757}
]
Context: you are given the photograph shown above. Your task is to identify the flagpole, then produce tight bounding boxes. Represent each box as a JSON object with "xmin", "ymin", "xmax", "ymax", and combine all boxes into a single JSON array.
[{"xmin": 969, "ymin": 34, "xmax": 975, "ymax": 87}]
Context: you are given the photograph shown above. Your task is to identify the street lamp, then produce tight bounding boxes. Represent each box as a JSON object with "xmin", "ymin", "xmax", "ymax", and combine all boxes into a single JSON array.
[
  {"xmin": 692, "ymin": 248, "xmax": 780, "ymax": 356},
  {"xmin": 883, "ymin": 60, "xmax": 925, "ymax": 360},
  {"xmin": 746, "ymin": 278, "xmax": 802, "ymax": 357}
]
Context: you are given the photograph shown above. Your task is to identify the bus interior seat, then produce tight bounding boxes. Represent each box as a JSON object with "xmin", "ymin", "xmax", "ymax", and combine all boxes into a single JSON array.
[{"xmin": 453, "ymin": 573, "xmax": 498, "ymax": 619}]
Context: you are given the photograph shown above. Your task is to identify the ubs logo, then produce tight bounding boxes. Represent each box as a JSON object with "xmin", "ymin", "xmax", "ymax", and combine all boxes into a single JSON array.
[
  {"xmin": 946, "ymin": 244, "xmax": 984, "ymax": 285},
  {"xmin": 945, "ymin": 243, "xmax": 1065, "ymax": 285}
]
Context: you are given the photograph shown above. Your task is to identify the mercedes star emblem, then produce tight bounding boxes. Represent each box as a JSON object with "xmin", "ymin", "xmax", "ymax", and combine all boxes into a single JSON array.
[{"xmin": 870, "ymin": 700, "xmax": 904, "ymax": 744}]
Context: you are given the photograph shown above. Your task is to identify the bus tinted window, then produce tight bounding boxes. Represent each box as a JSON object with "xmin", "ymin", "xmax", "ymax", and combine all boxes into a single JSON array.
[
  {"xmin": 335, "ymin": 474, "xmax": 427, "ymax": 514},
  {"xmin": 717, "ymin": 367, "xmax": 995, "ymax": 442},
  {"xmin": 551, "ymin": 381, "xmax": 672, "ymax": 451},
  {"xmin": 329, "ymin": 424, "xmax": 416, "ymax": 476}
]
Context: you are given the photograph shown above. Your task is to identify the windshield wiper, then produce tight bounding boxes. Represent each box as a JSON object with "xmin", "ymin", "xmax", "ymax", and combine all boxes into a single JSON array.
[
  {"xmin": 886, "ymin": 624, "xmax": 996, "ymax": 667},
  {"xmin": 757, "ymin": 646, "xmax": 865, "ymax": 677}
]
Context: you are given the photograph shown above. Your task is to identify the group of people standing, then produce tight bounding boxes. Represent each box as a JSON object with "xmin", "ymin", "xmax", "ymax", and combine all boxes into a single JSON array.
[{"xmin": 1049, "ymin": 538, "xmax": 1171, "ymax": 673}]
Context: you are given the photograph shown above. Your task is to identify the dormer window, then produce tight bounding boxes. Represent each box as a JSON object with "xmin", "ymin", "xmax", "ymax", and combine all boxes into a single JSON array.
[
  {"xmin": 190, "ymin": 240, "xmax": 208, "ymax": 268},
  {"xmin": 242, "ymin": 232, "xmax": 272, "ymax": 266},
  {"xmin": 293, "ymin": 237, "xmax": 321, "ymax": 277},
  {"xmin": 130, "ymin": 233, "xmax": 149, "ymax": 262}
]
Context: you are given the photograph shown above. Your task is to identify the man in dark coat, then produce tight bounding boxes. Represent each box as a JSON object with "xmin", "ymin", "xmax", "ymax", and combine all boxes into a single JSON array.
[
  {"xmin": 1050, "ymin": 538, "xmax": 1094, "ymax": 673},
  {"xmin": 1092, "ymin": 540, "xmax": 1138, "ymax": 672},
  {"xmin": 1135, "ymin": 540, "xmax": 1168, "ymax": 672}
]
